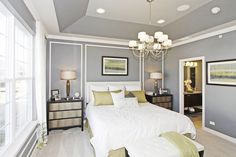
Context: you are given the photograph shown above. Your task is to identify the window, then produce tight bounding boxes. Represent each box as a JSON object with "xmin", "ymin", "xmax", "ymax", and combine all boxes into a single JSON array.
[{"xmin": 0, "ymin": 2, "xmax": 34, "ymax": 154}]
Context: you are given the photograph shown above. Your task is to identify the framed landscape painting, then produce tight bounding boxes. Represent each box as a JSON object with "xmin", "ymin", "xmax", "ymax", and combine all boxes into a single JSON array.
[
  {"xmin": 207, "ymin": 59, "xmax": 236, "ymax": 86},
  {"xmin": 102, "ymin": 56, "xmax": 128, "ymax": 76}
]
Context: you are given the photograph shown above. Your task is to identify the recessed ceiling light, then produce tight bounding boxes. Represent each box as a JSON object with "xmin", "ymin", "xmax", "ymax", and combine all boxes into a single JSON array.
[
  {"xmin": 96, "ymin": 8, "xmax": 105, "ymax": 14},
  {"xmin": 177, "ymin": 4, "xmax": 190, "ymax": 12},
  {"xmin": 211, "ymin": 7, "xmax": 221, "ymax": 15},
  {"xmin": 157, "ymin": 19, "xmax": 165, "ymax": 24}
]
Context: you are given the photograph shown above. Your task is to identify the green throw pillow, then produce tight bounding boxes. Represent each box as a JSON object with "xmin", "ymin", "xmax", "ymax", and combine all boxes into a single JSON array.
[
  {"xmin": 93, "ymin": 90, "xmax": 122, "ymax": 106},
  {"xmin": 126, "ymin": 90, "xmax": 147, "ymax": 103}
]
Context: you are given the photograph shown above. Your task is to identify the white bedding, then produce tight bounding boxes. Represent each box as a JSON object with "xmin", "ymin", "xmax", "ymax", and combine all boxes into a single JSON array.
[
  {"xmin": 86, "ymin": 102, "xmax": 196, "ymax": 157},
  {"xmin": 126, "ymin": 136, "xmax": 204, "ymax": 157}
]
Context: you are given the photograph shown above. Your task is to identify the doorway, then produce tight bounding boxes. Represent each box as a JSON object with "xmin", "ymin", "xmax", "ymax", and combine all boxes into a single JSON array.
[{"xmin": 179, "ymin": 56, "xmax": 205, "ymax": 129}]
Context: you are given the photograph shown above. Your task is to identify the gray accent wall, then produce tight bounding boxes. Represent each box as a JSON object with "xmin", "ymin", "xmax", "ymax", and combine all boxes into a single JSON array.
[
  {"xmin": 47, "ymin": 39, "xmax": 143, "ymax": 99},
  {"xmin": 165, "ymin": 31, "xmax": 236, "ymax": 138},
  {"xmin": 144, "ymin": 58, "xmax": 162, "ymax": 91},
  {"xmin": 86, "ymin": 46, "xmax": 139, "ymax": 82},
  {"xmin": 1, "ymin": 0, "xmax": 36, "ymax": 34},
  {"xmin": 50, "ymin": 42, "xmax": 82, "ymax": 98}
]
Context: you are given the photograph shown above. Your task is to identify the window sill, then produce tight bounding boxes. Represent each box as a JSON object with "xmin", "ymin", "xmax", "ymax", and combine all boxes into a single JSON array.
[{"xmin": 2, "ymin": 121, "xmax": 38, "ymax": 157}]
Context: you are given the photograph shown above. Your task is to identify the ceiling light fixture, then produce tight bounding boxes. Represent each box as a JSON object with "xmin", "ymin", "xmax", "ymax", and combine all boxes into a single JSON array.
[
  {"xmin": 96, "ymin": 8, "xmax": 105, "ymax": 14},
  {"xmin": 211, "ymin": 7, "xmax": 221, "ymax": 15},
  {"xmin": 157, "ymin": 19, "xmax": 165, "ymax": 24},
  {"xmin": 177, "ymin": 4, "xmax": 190, "ymax": 12},
  {"xmin": 129, "ymin": 0, "xmax": 172, "ymax": 61}
]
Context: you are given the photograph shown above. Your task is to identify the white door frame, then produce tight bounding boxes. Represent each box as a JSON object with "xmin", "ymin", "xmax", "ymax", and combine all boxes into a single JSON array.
[{"xmin": 179, "ymin": 56, "xmax": 205, "ymax": 128}]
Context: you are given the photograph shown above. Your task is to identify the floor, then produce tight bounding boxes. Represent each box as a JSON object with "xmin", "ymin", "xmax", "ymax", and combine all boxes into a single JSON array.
[
  {"xmin": 187, "ymin": 112, "xmax": 202, "ymax": 129},
  {"xmin": 33, "ymin": 127, "xmax": 236, "ymax": 157}
]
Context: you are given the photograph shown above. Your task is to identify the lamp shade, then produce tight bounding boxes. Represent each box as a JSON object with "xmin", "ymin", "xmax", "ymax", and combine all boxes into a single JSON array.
[
  {"xmin": 150, "ymin": 72, "xmax": 162, "ymax": 80},
  {"xmin": 60, "ymin": 70, "xmax": 77, "ymax": 80}
]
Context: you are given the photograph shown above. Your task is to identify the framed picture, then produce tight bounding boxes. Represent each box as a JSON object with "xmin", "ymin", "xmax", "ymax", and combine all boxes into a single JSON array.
[
  {"xmin": 206, "ymin": 59, "xmax": 236, "ymax": 86},
  {"xmin": 102, "ymin": 56, "xmax": 128, "ymax": 76},
  {"xmin": 51, "ymin": 89, "xmax": 59, "ymax": 99}
]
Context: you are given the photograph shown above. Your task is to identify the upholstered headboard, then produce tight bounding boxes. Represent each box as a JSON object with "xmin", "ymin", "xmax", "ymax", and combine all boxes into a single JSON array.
[{"xmin": 85, "ymin": 81, "xmax": 141, "ymax": 103}]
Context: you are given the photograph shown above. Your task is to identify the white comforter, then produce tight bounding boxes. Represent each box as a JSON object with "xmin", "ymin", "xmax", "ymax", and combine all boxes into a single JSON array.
[
  {"xmin": 126, "ymin": 136, "xmax": 204, "ymax": 157},
  {"xmin": 86, "ymin": 103, "xmax": 196, "ymax": 157}
]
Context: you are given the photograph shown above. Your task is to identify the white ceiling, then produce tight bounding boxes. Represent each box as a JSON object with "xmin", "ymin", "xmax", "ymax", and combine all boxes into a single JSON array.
[{"xmin": 86, "ymin": 0, "xmax": 213, "ymax": 26}]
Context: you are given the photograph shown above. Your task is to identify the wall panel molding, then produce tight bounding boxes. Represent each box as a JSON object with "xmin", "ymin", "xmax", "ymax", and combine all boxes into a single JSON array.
[{"xmin": 49, "ymin": 41, "xmax": 83, "ymax": 97}]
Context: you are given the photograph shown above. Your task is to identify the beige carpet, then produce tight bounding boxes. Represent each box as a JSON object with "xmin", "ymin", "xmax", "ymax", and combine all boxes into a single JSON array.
[{"xmin": 33, "ymin": 128, "xmax": 236, "ymax": 157}]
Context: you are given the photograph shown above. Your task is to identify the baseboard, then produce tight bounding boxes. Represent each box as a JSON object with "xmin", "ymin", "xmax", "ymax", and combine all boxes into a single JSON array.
[
  {"xmin": 30, "ymin": 144, "xmax": 39, "ymax": 157},
  {"xmin": 203, "ymin": 127, "xmax": 236, "ymax": 144}
]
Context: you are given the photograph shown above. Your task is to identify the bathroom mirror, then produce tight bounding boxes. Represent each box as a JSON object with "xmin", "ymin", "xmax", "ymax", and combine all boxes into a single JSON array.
[{"xmin": 184, "ymin": 60, "xmax": 202, "ymax": 92}]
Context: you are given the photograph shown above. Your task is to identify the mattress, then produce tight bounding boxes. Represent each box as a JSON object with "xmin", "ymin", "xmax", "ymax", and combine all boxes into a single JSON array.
[{"xmin": 86, "ymin": 102, "xmax": 196, "ymax": 157}]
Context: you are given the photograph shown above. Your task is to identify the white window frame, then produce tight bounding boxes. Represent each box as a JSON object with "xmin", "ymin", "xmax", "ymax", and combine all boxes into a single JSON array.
[{"xmin": 0, "ymin": 2, "xmax": 35, "ymax": 155}]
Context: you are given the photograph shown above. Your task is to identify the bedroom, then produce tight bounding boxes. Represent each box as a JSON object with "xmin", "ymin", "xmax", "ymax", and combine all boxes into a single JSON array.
[{"xmin": 0, "ymin": 0, "xmax": 236, "ymax": 157}]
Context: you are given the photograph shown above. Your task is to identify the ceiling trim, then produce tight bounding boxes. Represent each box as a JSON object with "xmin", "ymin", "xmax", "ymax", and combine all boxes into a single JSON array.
[
  {"xmin": 46, "ymin": 20, "xmax": 236, "ymax": 48},
  {"xmin": 172, "ymin": 20, "xmax": 236, "ymax": 47},
  {"xmin": 46, "ymin": 34, "xmax": 129, "ymax": 46}
]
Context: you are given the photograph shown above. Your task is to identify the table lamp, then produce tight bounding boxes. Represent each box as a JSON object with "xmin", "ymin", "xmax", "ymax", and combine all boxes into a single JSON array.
[
  {"xmin": 150, "ymin": 72, "xmax": 162, "ymax": 95},
  {"xmin": 60, "ymin": 70, "xmax": 77, "ymax": 98}
]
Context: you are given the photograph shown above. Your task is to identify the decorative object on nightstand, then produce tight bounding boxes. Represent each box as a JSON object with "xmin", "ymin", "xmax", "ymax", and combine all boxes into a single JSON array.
[
  {"xmin": 60, "ymin": 70, "xmax": 77, "ymax": 98},
  {"xmin": 46, "ymin": 98, "xmax": 84, "ymax": 134},
  {"xmin": 150, "ymin": 72, "xmax": 162, "ymax": 95},
  {"xmin": 51, "ymin": 89, "xmax": 60, "ymax": 101},
  {"xmin": 145, "ymin": 94, "xmax": 173, "ymax": 110}
]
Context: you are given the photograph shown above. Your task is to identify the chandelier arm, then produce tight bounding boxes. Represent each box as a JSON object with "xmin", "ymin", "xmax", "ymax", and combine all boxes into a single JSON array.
[{"xmin": 131, "ymin": 49, "xmax": 144, "ymax": 58}]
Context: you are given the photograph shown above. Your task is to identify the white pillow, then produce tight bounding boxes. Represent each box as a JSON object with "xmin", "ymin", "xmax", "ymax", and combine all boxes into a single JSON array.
[
  {"xmin": 109, "ymin": 85, "xmax": 125, "ymax": 92},
  {"xmin": 90, "ymin": 85, "xmax": 108, "ymax": 103},
  {"xmin": 113, "ymin": 97, "xmax": 139, "ymax": 108},
  {"xmin": 111, "ymin": 91, "xmax": 124, "ymax": 102},
  {"xmin": 125, "ymin": 85, "xmax": 141, "ymax": 91}
]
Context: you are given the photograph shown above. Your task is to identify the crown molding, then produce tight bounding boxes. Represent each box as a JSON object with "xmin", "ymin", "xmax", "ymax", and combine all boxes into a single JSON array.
[{"xmin": 46, "ymin": 33, "xmax": 129, "ymax": 46}]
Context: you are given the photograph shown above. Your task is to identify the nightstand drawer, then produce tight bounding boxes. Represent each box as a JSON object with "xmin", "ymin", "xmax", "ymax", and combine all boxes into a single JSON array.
[
  {"xmin": 49, "ymin": 102, "xmax": 82, "ymax": 111},
  {"xmin": 49, "ymin": 118, "xmax": 81, "ymax": 128},
  {"xmin": 49, "ymin": 110, "xmax": 82, "ymax": 120},
  {"xmin": 153, "ymin": 96, "xmax": 171, "ymax": 103},
  {"xmin": 158, "ymin": 102, "xmax": 172, "ymax": 109},
  {"xmin": 146, "ymin": 94, "xmax": 173, "ymax": 110},
  {"xmin": 47, "ymin": 99, "xmax": 84, "ymax": 133}
]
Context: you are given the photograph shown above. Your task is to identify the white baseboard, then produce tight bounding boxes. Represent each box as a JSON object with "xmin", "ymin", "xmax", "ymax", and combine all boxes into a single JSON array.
[{"xmin": 203, "ymin": 127, "xmax": 236, "ymax": 144}]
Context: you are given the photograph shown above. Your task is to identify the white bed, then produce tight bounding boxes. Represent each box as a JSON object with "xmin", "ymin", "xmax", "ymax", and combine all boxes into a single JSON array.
[{"xmin": 85, "ymin": 82, "xmax": 196, "ymax": 157}]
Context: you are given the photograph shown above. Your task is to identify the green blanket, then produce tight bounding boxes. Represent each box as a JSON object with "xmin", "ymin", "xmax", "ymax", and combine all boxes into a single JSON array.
[{"xmin": 160, "ymin": 132, "xmax": 199, "ymax": 157}]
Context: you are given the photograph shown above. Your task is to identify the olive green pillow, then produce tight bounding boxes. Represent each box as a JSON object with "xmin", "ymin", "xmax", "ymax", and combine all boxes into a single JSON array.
[
  {"xmin": 126, "ymin": 90, "xmax": 147, "ymax": 103},
  {"xmin": 93, "ymin": 90, "xmax": 122, "ymax": 106}
]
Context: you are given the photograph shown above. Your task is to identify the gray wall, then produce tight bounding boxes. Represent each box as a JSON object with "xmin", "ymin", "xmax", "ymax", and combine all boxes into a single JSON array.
[
  {"xmin": 144, "ymin": 58, "xmax": 162, "ymax": 91},
  {"xmin": 47, "ymin": 39, "xmax": 143, "ymax": 98},
  {"xmin": 165, "ymin": 31, "xmax": 236, "ymax": 138},
  {"xmin": 50, "ymin": 43, "xmax": 82, "ymax": 98}
]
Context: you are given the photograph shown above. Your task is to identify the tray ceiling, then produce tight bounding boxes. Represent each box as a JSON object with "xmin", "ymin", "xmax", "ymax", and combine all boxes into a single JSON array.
[
  {"xmin": 30, "ymin": 0, "xmax": 236, "ymax": 40},
  {"xmin": 86, "ymin": 0, "xmax": 212, "ymax": 26}
]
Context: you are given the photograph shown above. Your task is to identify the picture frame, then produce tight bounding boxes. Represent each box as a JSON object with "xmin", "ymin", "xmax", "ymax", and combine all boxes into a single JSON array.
[
  {"xmin": 102, "ymin": 56, "xmax": 128, "ymax": 76},
  {"xmin": 51, "ymin": 89, "xmax": 59, "ymax": 100},
  {"xmin": 206, "ymin": 59, "xmax": 236, "ymax": 86}
]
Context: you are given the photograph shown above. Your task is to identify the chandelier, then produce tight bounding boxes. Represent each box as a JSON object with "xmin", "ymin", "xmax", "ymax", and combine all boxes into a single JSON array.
[{"xmin": 128, "ymin": 0, "xmax": 172, "ymax": 60}]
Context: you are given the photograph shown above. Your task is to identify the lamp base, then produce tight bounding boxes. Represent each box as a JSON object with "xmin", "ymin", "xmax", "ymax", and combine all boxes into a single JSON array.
[
  {"xmin": 154, "ymin": 80, "xmax": 159, "ymax": 95},
  {"xmin": 66, "ymin": 80, "xmax": 70, "ymax": 98}
]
